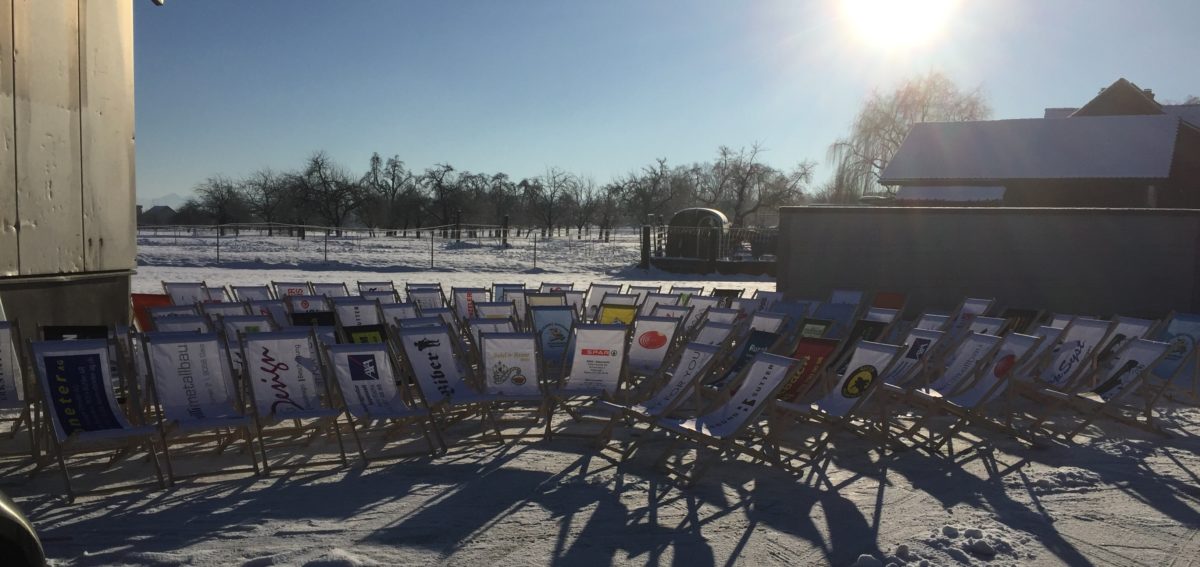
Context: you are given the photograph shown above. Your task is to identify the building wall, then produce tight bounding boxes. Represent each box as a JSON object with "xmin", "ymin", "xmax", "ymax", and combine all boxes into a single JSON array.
[
  {"xmin": 0, "ymin": 1, "xmax": 135, "ymax": 337},
  {"xmin": 778, "ymin": 206, "xmax": 1200, "ymax": 319}
]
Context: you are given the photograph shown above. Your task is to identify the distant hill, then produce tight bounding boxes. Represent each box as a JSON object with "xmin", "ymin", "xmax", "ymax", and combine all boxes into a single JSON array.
[{"xmin": 137, "ymin": 192, "xmax": 188, "ymax": 209}]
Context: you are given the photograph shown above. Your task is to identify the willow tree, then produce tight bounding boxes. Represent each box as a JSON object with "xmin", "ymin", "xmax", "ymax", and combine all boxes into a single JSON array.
[{"xmin": 826, "ymin": 72, "xmax": 991, "ymax": 202}]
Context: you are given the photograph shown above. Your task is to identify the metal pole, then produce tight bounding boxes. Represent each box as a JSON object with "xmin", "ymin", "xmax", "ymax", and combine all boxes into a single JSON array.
[
  {"xmin": 324, "ymin": 230, "xmax": 329, "ymax": 261},
  {"xmin": 429, "ymin": 229, "xmax": 434, "ymax": 269},
  {"xmin": 533, "ymin": 233, "xmax": 537, "ymax": 269},
  {"xmin": 216, "ymin": 226, "xmax": 221, "ymax": 264}
]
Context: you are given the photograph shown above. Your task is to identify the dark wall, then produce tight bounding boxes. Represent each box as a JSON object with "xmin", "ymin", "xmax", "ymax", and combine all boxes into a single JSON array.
[
  {"xmin": 778, "ymin": 206, "xmax": 1200, "ymax": 319},
  {"xmin": 0, "ymin": 271, "xmax": 131, "ymax": 341}
]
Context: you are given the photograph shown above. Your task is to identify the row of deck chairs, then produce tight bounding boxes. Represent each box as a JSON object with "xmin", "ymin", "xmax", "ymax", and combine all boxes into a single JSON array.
[{"xmin": 4, "ymin": 284, "xmax": 1199, "ymax": 498}]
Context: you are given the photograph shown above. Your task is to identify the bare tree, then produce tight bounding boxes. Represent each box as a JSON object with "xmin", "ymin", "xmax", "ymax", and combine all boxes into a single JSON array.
[
  {"xmin": 520, "ymin": 167, "xmax": 574, "ymax": 238},
  {"xmin": 240, "ymin": 168, "xmax": 288, "ymax": 235},
  {"xmin": 194, "ymin": 175, "xmax": 248, "ymax": 233},
  {"xmin": 826, "ymin": 71, "xmax": 990, "ymax": 202},
  {"xmin": 299, "ymin": 151, "xmax": 362, "ymax": 232}
]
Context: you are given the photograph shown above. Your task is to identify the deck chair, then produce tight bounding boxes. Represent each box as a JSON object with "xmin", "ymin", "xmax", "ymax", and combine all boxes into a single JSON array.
[
  {"xmin": 593, "ymin": 342, "xmax": 723, "ymax": 455},
  {"xmin": 543, "ymin": 324, "xmax": 631, "ymax": 439},
  {"xmin": 796, "ymin": 318, "xmax": 834, "ymax": 340},
  {"xmin": 681, "ymin": 295, "xmax": 721, "ymax": 331},
  {"xmin": 710, "ymin": 288, "xmax": 744, "ymax": 306},
  {"xmin": 1028, "ymin": 338, "xmax": 1171, "ymax": 441},
  {"xmin": 692, "ymin": 320, "xmax": 736, "ymax": 347},
  {"xmin": 870, "ymin": 291, "xmax": 908, "ymax": 312},
  {"xmin": 650, "ymin": 352, "xmax": 801, "ymax": 486},
  {"xmin": 332, "ymin": 298, "xmax": 383, "ymax": 328},
  {"xmin": 909, "ymin": 332, "xmax": 1044, "ymax": 455},
  {"xmin": 651, "ymin": 304, "xmax": 693, "ymax": 322},
  {"xmin": 153, "ymin": 315, "xmax": 211, "ymax": 334},
  {"xmin": 811, "ymin": 302, "xmax": 859, "ymax": 339},
  {"xmin": 639, "ymin": 293, "xmax": 681, "ymax": 317},
  {"xmin": 248, "ymin": 299, "xmax": 291, "ymax": 329},
  {"xmin": 29, "ymin": 338, "xmax": 166, "ymax": 501},
  {"xmin": 752, "ymin": 290, "xmax": 784, "ymax": 311},
  {"xmin": 775, "ymin": 337, "xmax": 843, "ymax": 403},
  {"xmin": 627, "ymin": 285, "xmax": 661, "ymax": 305},
  {"xmin": 538, "ymin": 282, "xmax": 574, "ymax": 293},
  {"xmin": 0, "ymin": 322, "xmax": 36, "ymax": 457},
  {"xmin": 946, "ymin": 297, "xmax": 996, "ymax": 338},
  {"xmin": 286, "ymin": 294, "xmax": 332, "ymax": 315},
  {"xmin": 771, "ymin": 341, "xmax": 903, "ymax": 472},
  {"xmin": 703, "ymin": 329, "xmax": 784, "ymax": 393},
  {"xmin": 669, "ymin": 286, "xmax": 704, "ymax": 296},
  {"xmin": 584, "ymin": 283, "xmax": 623, "ymax": 321},
  {"xmin": 730, "ymin": 297, "xmax": 764, "ymax": 319},
  {"xmin": 828, "ymin": 289, "xmax": 864, "ymax": 306},
  {"xmin": 163, "ymin": 281, "xmax": 227, "ymax": 306},
  {"xmin": 627, "ymin": 316, "xmax": 685, "ymax": 380},
  {"xmin": 131, "ymin": 293, "xmax": 173, "ymax": 332},
  {"xmin": 476, "ymin": 332, "xmax": 553, "ymax": 440},
  {"xmin": 998, "ymin": 307, "xmax": 1044, "ymax": 335},
  {"xmin": 148, "ymin": 305, "xmax": 199, "ymax": 322},
  {"xmin": 220, "ymin": 315, "xmax": 277, "ymax": 374},
  {"xmin": 312, "ymin": 282, "xmax": 350, "ymax": 298},
  {"xmin": 492, "ymin": 283, "xmax": 526, "ymax": 305},
  {"xmin": 703, "ymin": 307, "xmax": 741, "ymax": 326},
  {"xmin": 531, "ymin": 306, "xmax": 577, "ymax": 382},
  {"xmin": 357, "ymin": 281, "xmax": 396, "ymax": 295},
  {"xmin": 142, "ymin": 332, "xmax": 258, "ymax": 482},
  {"xmin": 564, "ymin": 291, "xmax": 586, "ymax": 318},
  {"xmin": 913, "ymin": 313, "xmax": 951, "ymax": 332},
  {"xmin": 231, "ymin": 284, "xmax": 273, "ymax": 302},
  {"xmin": 451, "ymin": 287, "xmax": 490, "ymax": 322},
  {"xmin": 273, "ymin": 281, "xmax": 313, "ymax": 299},
  {"xmin": 360, "ymin": 290, "xmax": 399, "ymax": 305},
  {"xmin": 239, "ymin": 329, "xmax": 350, "ymax": 474},
  {"xmin": 407, "ymin": 286, "xmax": 447, "ymax": 310},
  {"xmin": 200, "ymin": 302, "xmax": 250, "ymax": 327},
  {"xmin": 747, "ymin": 311, "xmax": 788, "ymax": 335},
  {"xmin": 863, "ymin": 307, "xmax": 900, "ymax": 325},
  {"xmin": 1152, "ymin": 312, "xmax": 1200, "ymax": 403},
  {"xmin": 380, "ymin": 302, "xmax": 422, "ymax": 326},
  {"xmin": 322, "ymin": 342, "xmax": 441, "ymax": 463},
  {"xmin": 397, "ymin": 325, "xmax": 541, "ymax": 445},
  {"xmin": 828, "ymin": 318, "xmax": 893, "ymax": 375},
  {"xmin": 596, "ymin": 303, "xmax": 638, "ymax": 326},
  {"xmin": 1027, "ymin": 318, "xmax": 1114, "ymax": 391},
  {"xmin": 467, "ymin": 318, "xmax": 517, "ymax": 358}
]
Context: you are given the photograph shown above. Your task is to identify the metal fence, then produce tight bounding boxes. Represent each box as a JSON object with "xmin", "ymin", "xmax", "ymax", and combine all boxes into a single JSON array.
[
  {"xmin": 136, "ymin": 223, "xmax": 642, "ymax": 272},
  {"xmin": 649, "ymin": 225, "xmax": 779, "ymax": 261}
]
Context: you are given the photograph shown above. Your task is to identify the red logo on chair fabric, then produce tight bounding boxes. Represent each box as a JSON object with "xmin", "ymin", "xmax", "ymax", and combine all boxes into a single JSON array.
[
  {"xmin": 638, "ymin": 331, "xmax": 668, "ymax": 350},
  {"xmin": 993, "ymin": 354, "xmax": 1017, "ymax": 377}
]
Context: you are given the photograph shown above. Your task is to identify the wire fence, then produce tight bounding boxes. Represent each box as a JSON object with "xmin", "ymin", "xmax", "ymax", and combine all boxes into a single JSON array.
[
  {"xmin": 136, "ymin": 222, "xmax": 643, "ymax": 272},
  {"xmin": 648, "ymin": 225, "xmax": 779, "ymax": 261}
]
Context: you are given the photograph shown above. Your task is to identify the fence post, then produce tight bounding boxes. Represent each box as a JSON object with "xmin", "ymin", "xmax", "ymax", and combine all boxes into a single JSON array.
[
  {"xmin": 324, "ymin": 230, "xmax": 329, "ymax": 261},
  {"xmin": 707, "ymin": 227, "xmax": 720, "ymax": 274},
  {"xmin": 502, "ymin": 215, "xmax": 509, "ymax": 248},
  {"xmin": 640, "ymin": 225, "xmax": 651, "ymax": 269},
  {"xmin": 429, "ymin": 229, "xmax": 434, "ymax": 269},
  {"xmin": 455, "ymin": 209, "xmax": 462, "ymax": 243},
  {"xmin": 215, "ymin": 227, "xmax": 221, "ymax": 264},
  {"xmin": 532, "ymin": 233, "xmax": 537, "ymax": 269}
]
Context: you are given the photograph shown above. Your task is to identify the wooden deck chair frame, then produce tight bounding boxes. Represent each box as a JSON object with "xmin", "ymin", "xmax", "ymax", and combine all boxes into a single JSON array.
[
  {"xmin": 626, "ymin": 315, "xmax": 687, "ymax": 383},
  {"xmin": 0, "ymin": 321, "xmax": 37, "ymax": 459},
  {"xmin": 248, "ymin": 299, "xmax": 291, "ymax": 330},
  {"xmin": 648, "ymin": 351, "xmax": 802, "ymax": 487},
  {"xmin": 311, "ymin": 282, "xmax": 351, "ymax": 298},
  {"xmin": 407, "ymin": 286, "xmax": 448, "ymax": 311},
  {"xmin": 464, "ymin": 317, "xmax": 518, "ymax": 366},
  {"xmin": 595, "ymin": 302, "xmax": 638, "ymax": 326},
  {"xmin": 1030, "ymin": 338, "xmax": 1173, "ymax": 442},
  {"xmin": 231, "ymin": 284, "xmax": 274, "ymax": 302},
  {"xmin": 320, "ymin": 341, "xmax": 442, "ymax": 464},
  {"xmin": 475, "ymin": 332, "xmax": 554, "ymax": 442},
  {"xmin": 141, "ymin": 331, "xmax": 260, "ymax": 484},
  {"xmin": 331, "ymin": 297, "xmax": 385, "ymax": 330},
  {"xmin": 544, "ymin": 324, "xmax": 633, "ymax": 441},
  {"xmin": 538, "ymin": 282, "xmax": 574, "ymax": 293},
  {"xmin": 626, "ymin": 285, "xmax": 662, "ymax": 306},
  {"xmin": 450, "ymin": 287, "xmax": 491, "ymax": 323},
  {"xmin": 769, "ymin": 341, "xmax": 904, "ymax": 478},
  {"xmin": 394, "ymin": 325, "xmax": 517, "ymax": 447},
  {"xmin": 583, "ymin": 283, "xmax": 623, "ymax": 322},
  {"xmin": 1149, "ymin": 311, "xmax": 1200, "ymax": 405},
  {"xmin": 272, "ymin": 281, "xmax": 314, "ymax": 300},
  {"xmin": 27, "ymin": 338, "xmax": 166, "ymax": 502},
  {"xmin": 357, "ymin": 280, "xmax": 397, "ymax": 295},
  {"xmin": 238, "ymin": 329, "xmax": 350, "ymax": 475}
]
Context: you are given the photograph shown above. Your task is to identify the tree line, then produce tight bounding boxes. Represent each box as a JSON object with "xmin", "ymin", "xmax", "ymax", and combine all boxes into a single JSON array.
[{"xmin": 173, "ymin": 72, "xmax": 1003, "ymax": 234}]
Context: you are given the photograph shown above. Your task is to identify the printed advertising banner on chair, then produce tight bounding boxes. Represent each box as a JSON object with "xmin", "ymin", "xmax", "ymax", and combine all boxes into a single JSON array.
[
  {"xmin": 482, "ymin": 334, "xmax": 542, "ymax": 397},
  {"xmin": 147, "ymin": 334, "xmax": 239, "ymax": 421},
  {"xmin": 243, "ymin": 331, "xmax": 326, "ymax": 418},
  {"xmin": 533, "ymin": 308, "xmax": 575, "ymax": 374},
  {"xmin": 327, "ymin": 344, "xmax": 405, "ymax": 416},
  {"xmin": 628, "ymin": 317, "xmax": 679, "ymax": 375},
  {"xmin": 566, "ymin": 327, "xmax": 627, "ymax": 394},
  {"xmin": 33, "ymin": 340, "xmax": 132, "ymax": 440}
]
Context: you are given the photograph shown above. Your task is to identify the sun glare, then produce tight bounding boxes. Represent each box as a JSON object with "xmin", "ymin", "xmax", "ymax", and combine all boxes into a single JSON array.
[{"xmin": 840, "ymin": 0, "xmax": 958, "ymax": 49}]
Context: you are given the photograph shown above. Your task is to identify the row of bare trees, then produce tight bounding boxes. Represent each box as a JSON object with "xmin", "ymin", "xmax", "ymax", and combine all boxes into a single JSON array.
[
  {"xmin": 175, "ymin": 72, "xmax": 1016, "ymax": 232},
  {"xmin": 176, "ymin": 145, "xmax": 817, "ymax": 233}
]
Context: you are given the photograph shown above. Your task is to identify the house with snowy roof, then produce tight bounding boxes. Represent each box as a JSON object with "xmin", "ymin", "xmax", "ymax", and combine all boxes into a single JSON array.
[{"xmin": 879, "ymin": 78, "xmax": 1200, "ymax": 208}]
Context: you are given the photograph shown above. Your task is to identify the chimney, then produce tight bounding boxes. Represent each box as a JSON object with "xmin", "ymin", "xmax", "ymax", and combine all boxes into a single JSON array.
[{"xmin": 1143, "ymin": 89, "xmax": 1155, "ymax": 100}]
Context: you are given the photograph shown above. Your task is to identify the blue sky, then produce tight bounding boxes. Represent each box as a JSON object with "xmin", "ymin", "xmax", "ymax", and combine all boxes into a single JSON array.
[{"xmin": 134, "ymin": 0, "xmax": 1200, "ymax": 202}]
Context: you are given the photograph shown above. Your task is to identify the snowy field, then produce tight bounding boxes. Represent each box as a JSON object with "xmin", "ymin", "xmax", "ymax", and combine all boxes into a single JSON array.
[{"xmin": 2, "ymin": 235, "xmax": 1199, "ymax": 566}]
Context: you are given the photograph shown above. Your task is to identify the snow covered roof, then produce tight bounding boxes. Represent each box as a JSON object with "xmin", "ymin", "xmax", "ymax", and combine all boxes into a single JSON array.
[
  {"xmin": 895, "ymin": 186, "xmax": 1005, "ymax": 202},
  {"xmin": 880, "ymin": 115, "xmax": 1184, "ymax": 183}
]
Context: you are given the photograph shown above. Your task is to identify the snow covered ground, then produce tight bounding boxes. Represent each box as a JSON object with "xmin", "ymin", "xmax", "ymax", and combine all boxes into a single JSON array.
[{"xmin": 2, "ymin": 235, "xmax": 1199, "ymax": 566}]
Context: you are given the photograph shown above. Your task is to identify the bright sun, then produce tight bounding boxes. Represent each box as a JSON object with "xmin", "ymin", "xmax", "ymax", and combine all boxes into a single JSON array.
[{"xmin": 840, "ymin": 0, "xmax": 958, "ymax": 49}]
